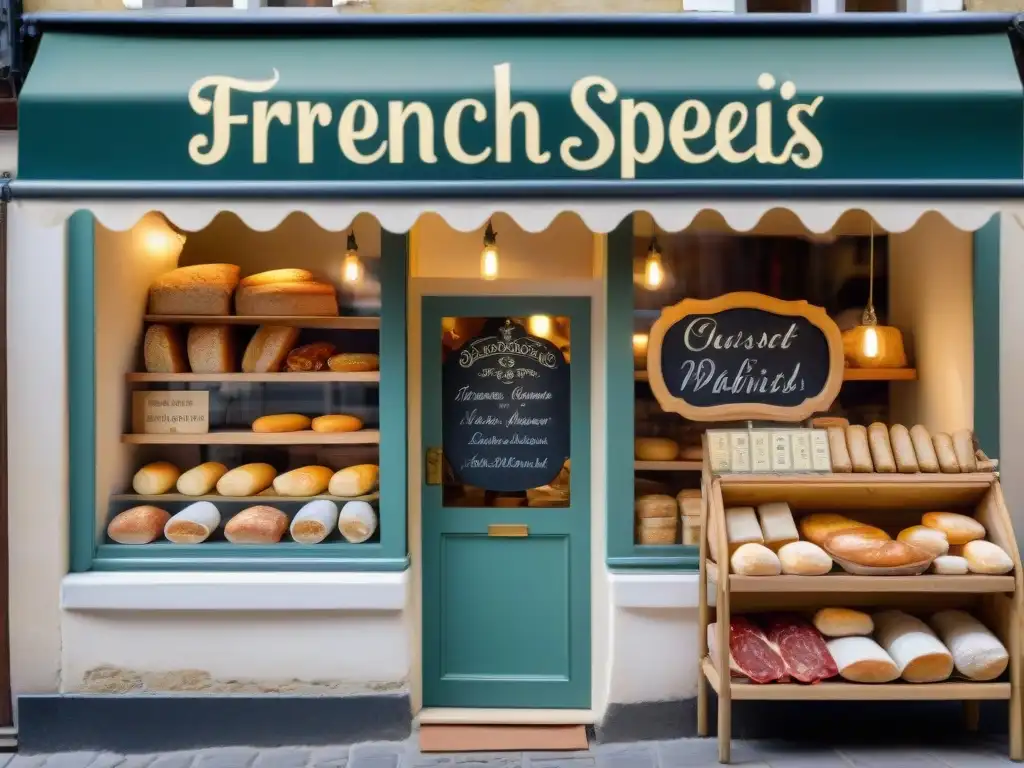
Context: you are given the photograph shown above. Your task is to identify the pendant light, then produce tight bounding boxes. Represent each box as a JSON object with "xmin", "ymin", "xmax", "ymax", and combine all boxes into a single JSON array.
[
  {"xmin": 481, "ymin": 220, "xmax": 499, "ymax": 280},
  {"xmin": 341, "ymin": 230, "xmax": 364, "ymax": 284},
  {"xmin": 643, "ymin": 236, "xmax": 665, "ymax": 290},
  {"xmin": 528, "ymin": 315, "xmax": 552, "ymax": 338},
  {"xmin": 860, "ymin": 223, "xmax": 880, "ymax": 360}
]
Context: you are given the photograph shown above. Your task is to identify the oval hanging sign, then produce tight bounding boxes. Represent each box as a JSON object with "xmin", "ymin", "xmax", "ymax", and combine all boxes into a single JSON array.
[{"xmin": 646, "ymin": 292, "xmax": 844, "ymax": 423}]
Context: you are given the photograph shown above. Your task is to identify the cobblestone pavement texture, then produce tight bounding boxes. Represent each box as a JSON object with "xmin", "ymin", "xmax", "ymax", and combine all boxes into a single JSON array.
[{"xmin": 1, "ymin": 736, "xmax": 1018, "ymax": 768}]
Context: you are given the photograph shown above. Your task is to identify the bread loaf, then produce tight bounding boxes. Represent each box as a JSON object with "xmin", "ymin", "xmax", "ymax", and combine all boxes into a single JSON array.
[
  {"xmin": 242, "ymin": 326, "xmax": 300, "ymax": 373},
  {"xmin": 635, "ymin": 437, "xmax": 679, "ymax": 461},
  {"xmin": 813, "ymin": 608, "xmax": 873, "ymax": 638},
  {"xmin": 216, "ymin": 463, "xmax": 277, "ymax": 496},
  {"xmin": 132, "ymin": 461, "xmax": 181, "ymax": 495},
  {"xmin": 225, "ymin": 505, "xmax": 289, "ymax": 544},
  {"xmin": 143, "ymin": 324, "xmax": 189, "ymax": 373},
  {"xmin": 730, "ymin": 542, "xmax": 781, "ymax": 576},
  {"xmin": 107, "ymin": 505, "xmax": 171, "ymax": 544},
  {"xmin": 272, "ymin": 465, "xmax": 334, "ymax": 497},
  {"xmin": 708, "ymin": 506, "xmax": 765, "ymax": 563},
  {"xmin": 921, "ymin": 511, "xmax": 985, "ymax": 545},
  {"xmin": 777, "ymin": 541, "xmax": 832, "ymax": 576},
  {"xmin": 828, "ymin": 427, "xmax": 853, "ymax": 473},
  {"xmin": 889, "ymin": 425, "xmax": 919, "ymax": 474},
  {"xmin": 812, "ymin": 416, "xmax": 850, "ymax": 429},
  {"xmin": 338, "ymin": 500, "xmax": 378, "ymax": 543},
  {"xmin": 897, "ymin": 525, "xmax": 949, "ymax": 558},
  {"xmin": 910, "ymin": 425, "xmax": 940, "ymax": 472},
  {"xmin": 329, "ymin": 464, "xmax": 379, "ymax": 497},
  {"xmin": 252, "ymin": 414, "xmax": 312, "ymax": 433},
  {"xmin": 149, "ymin": 264, "xmax": 240, "ymax": 316},
  {"xmin": 873, "ymin": 610, "xmax": 953, "ymax": 683},
  {"xmin": 240, "ymin": 268, "xmax": 314, "ymax": 288},
  {"xmin": 868, "ymin": 423, "xmax": 897, "ymax": 473},
  {"xmin": 963, "ymin": 540, "xmax": 1014, "ymax": 575},
  {"xmin": 930, "ymin": 610, "xmax": 1009, "ymax": 681},
  {"xmin": 187, "ymin": 325, "xmax": 235, "ymax": 373},
  {"xmin": 931, "ymin": 555, "xmax": 969, "ymax": 575},
  {"xmin": 756, "ymin": 502, "xmax": 799, "ymax": 552},
  {"xmin": 164, "ymin": 501, "xmax": 221, "ymax": 544},
  {"xmin": 635, "ymin": 494, "xmax": 677, "ymax": 519},
  {"xmin": 846, "ymin": 425, "xmax": 873, "ymax": 472},
  {"xmin": 952, "ymin": 429, "xmax": 977, "ymax": 473},
  {"xmin": 827, "ymin": 636, "xmax": 899, "ymax": 683},
  {"xmin": 236, "ymin": 282, "xmax": 338, "ymax": 317},
  {"xmin": 677, "ymin": 489, "xmax": 702, "ymax": 518},
  {"xmin": 799, "ymin": 513, "xmax": 883, "ymax": 547},
  {"xmin": 328, "ymin": 353, "xmax": 380, "ymax": 373},
  {"xmin": 932, "ymin": 433, "xmax": 960, "ymax": 473},
  {"xmin": 285, "ymin": 342, "xmax": 336, "ymax": 372},
  {"xmin": 290, "ymin": 499, "xmax": 339, "ymax": 544},
  {"xmin": 311, "ymin": 415, "xmax": 363, "ymax": 433},
  {"xmin": 176, "ymin": 462, "xmax": 228, "ymax": 496},
  {"xmin": 825, "ymin": 531, "xmax": 928, "ymax": 568}
]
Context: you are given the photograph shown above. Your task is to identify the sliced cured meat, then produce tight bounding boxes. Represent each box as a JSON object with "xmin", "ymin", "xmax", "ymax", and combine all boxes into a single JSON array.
[
  {"xmin": 728, "ymin": 616, "xmax": 788, "ymax": 684},
  {"xmin": 764, "ymin": 614, "xmax": 839, "ymax": 684}
]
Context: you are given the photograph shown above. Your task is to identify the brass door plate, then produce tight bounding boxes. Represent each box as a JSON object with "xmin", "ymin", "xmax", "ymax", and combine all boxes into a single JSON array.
[
  {"xmin": 488, "ymin": 524, "xmax": 529, "ymax": 537},
  {"xmin": 425, "ymin": 446, "xmax": 443, "ymax": 485}
]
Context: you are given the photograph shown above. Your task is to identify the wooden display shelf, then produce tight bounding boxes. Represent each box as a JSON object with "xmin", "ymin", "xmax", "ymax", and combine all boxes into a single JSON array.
[
  {"xmin": 144, "ymin": 314, "xmax": 379, "ymax": 330},
  {"xmin": 112, "ymin": 492, "xmax": 380, "ymax": 504},
  {"xmin": 705, "ymin": 560, "xmax": 1015, "ymax": 594},
  {"xmin": 126, "ymin": 372, "xmax": 379, "ymax": 384},
  {"xmin": 701, "ymin": 658, "xmax": 1010, "ymax": 701},
  {"xmin": 122, "ymin": 429, "xmax": 380, "ymax": 445},
  {"xmin": 635, "ymin": 460, "xmax": 703, "ymax": 472},
  {"xmin": 634, "ymin": 368, "xmax": 917, "ymax": 382}
]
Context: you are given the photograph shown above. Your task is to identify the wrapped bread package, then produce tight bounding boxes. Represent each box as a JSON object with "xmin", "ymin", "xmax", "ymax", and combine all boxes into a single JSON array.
[
  {"xmin": 107, "ymin": 505, "xmax": 171, "ymax": 544},
  {"xmin": 132, "ymin": 461, "xmax": 181, "ymax": 495},
  {"xmin": 338, "ymin": 500, "xmax": 378, "ymax": 543},
  {"xmin": 827, "ymin": 636, "xmax": 899, "ymax": 683},
  {"xmin": 872, "ymin": 610, "xmax": 953, "ymax": 683},
  {"xmin": 236, "ymin": 281, "xmax": 338, "ymax": 316},
  {"xmin": 756, "ymin": 502, "xmax": 798, "ymax": 552},
  {"xmin": 290, "ymin": 500, "xmax": 340, "ymax": 544},
  {"xmin": 708, "ymin": 506, "xmax": 763, "ymax": 563},
  {"xmin": 148, "ymin": 264, "xmax": 240, "ymax": 316},
  {"xmin": 225, "ymin": 505, "xmax": 289, "ymax": 544},
  {"xmin": 144, "ymin": 324, "xmax": 189, "ymax": 373},
  {"xmin": 930, "ymin": 610, "xmax": 1009, "ymax": 681},
  {"xmin": 164, "ymin": 501, "xmax": 221, "ymax": 544},
  {"xmin": 242, "ymin": 325, "xmax": 300, "ymax": 373}
]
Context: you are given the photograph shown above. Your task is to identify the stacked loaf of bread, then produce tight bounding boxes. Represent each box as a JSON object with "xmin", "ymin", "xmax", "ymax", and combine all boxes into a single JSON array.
[
  {"xmin": 826, "ymin": 422, "xmax": 996, "ymax": 475},
  {"xmin": 635, "ymin": 489, "xmax": 703, "ymax": 545}
]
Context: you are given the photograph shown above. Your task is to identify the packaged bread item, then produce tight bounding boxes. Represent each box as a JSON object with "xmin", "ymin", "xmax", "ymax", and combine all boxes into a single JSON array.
[
  {"xmin": 338, "ymin": 500, "xmax": 378, "ymax": 543},
  {"xmin": 132, "ymin": 461, "xmax": 181, "ymax": 495},
  {"xmin": 143, "ymin": 324, "xmax": 189, "ymax": 373},
  {"xmin": 777, "ymin": 541, "xmax": 832, "ymax": 576},
  {"xmin": 827, "ymin": 427, "xmax": 853, "ymax": 473},
  {"xmin": 825, "ymin": 531, "xmax": 928, "ymax": 568},
  {"xmin": 707, "ymin": 506, "xmax": 765, "ymax": 564},
  {"xmin": 910, "ymin": 425, "xmax": 940, "ymax": 472},
  {"xmin": 637, "ymin": 516, "xmax": 678, "ymax": 545},
  {"xmin": 290, "ymin": 500, "xmax": 340, "ymax": 545},
  {"xmin": 311, "ymin": 415, "xmax": 363, "ymax": 433},
  {"xmin": 756, "ymin": 502, "xmax": 798, "ymax": 553},
  {"xmin": 827, "ymin": 636, "xmax": 899, "ymax": 683},
  {"xmin": 677, "ymin": 489, "xmax": 702, "ymax": 518},
  {"xmin": 873, "ymin": 610, "xmax": 953, "ymax": 683},
  {"xmin": 107, "ymin": 505, "xmax": 171, "ymax": 544},
  {"xmin": 921, "ymin": 511, "xmax": 985, "ymax": 545},
  {"xmin": 932, "ymin": 433, "xmax": 960, "ymax": 473},
  {"xmin": 241, "ymin": 326, "xmax": 301, "ymax": 373},
  {"xmin": 148, "ymin": 264, "xmax": 240, "ymax": 316},
  {"xmin": 225, "ymin": 505, "xmax": 289, "ymax": 544},
  {"xmin": 176, "ymin": 462, "xmax": 229, "ymax": 496},
  {"xmin": 889, "ymin": 425, "xmax": 919, "ymax": 474},
  {"xmin": 285, "ymin": 342, "xmax": 336, "ymax": 372},
  {"xmin": 730, "ymin": 542, "xmax": 781, "ymax": 576},
  {"xmin": 328, "ymin": 353, "xmax": 380, "ymax": 373},
  {"xmin": 216, "ymin": 463, "xmax": 277, "ymax": 497},
  {"xmin": 272, "ymin": 465, "xmax": 334, "ymax": 497},
  {"xmin": 252, "ymin": 414, "xmax": 312, "ymax": 433},
  {"xmin": 635, "ymin": 437, "xmax": 679, "ymax": 461},
  {"xmin": 952, "ymin": 429, "xmax": 977, "ymax": 473},
  {"xmin": 187, "ymin": 325, "xmax": 235, "ymax": 374},
  {"xmin": 930, "ymin": 610, "xmax": 1009, "ymax": 681},
  {"xmin": 897, "ymin": 525, "xmax": 949, "ymax": 558},
  {"xmin": 164, "ymin": 501, "xmax": 221, "ymax": 544},
  {"xmin": 235, "ymin": 281, "xmax": 338, "ymax": 317},
  {"xmin": 798, "ymin": 513, "xmax": 884, "ymax": 547},
  {"xmin": 868, "ymin": 423, "xmax": 896, "ymax": 473},
  {"xmin": 239, "ymin": 268, "xmax": 315, "ymax": 288},
  {"xmin": 845, "ymin": 425, "xmax": 873, "ymax": 472},
  {"xmin": 963, "ymin": 540, "xmax": 1013, "ymax": 575},
  {"xmin": 931, "ymin": 555, "xmax": 969, "ymax": 575},
  {"xmin": 636, "ymin": 494, "xmax": 677, "ymax": 519},
  {"xmin": 813, "ymin": 608, "xmax": 873, "ymax": 638},
  {"xmin": 328, "ymin": 464, "xmax": 379, "ymax": 497}
]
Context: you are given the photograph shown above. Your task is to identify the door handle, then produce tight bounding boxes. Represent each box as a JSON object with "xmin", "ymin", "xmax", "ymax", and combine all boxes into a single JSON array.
[
  {"xmin": 425, "ymin": 446, "xmax": 442, "ymax": 486},
  {"xmin": 488, "ymin": 524, "xmax": 529, "ymax": 537}
]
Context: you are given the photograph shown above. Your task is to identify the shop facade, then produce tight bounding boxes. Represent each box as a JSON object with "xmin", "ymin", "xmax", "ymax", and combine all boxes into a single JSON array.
[{"xmin": 7, "ymin": 10, "xmax": 1024, "ymax": 752}]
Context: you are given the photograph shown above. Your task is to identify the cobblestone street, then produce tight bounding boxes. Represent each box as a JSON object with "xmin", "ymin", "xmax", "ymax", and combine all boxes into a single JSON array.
[{"xmin": 0, "ymin": 736, "xmax": 1018, "ymax": 768}]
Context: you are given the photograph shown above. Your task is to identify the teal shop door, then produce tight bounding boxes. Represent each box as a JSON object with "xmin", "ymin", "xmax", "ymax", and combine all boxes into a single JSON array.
[{"xmin": 421, "ymin": 296, "xmax": 591, "ymax": 709}]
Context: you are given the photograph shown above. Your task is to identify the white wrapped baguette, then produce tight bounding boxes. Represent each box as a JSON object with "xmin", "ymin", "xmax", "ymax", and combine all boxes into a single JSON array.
[
  {"xmin": 290, "ymin": 500, "xmax": 339, "ymax": 545},
  {"xmin": 872, "ymin": 610, "xmax": 953, "ymax": 683},
  {"xmin": 827, "ymin": 636, "xmax": 899, "ymax": 683},
  {"xmin": 929, "ymin": 610, "xmax": 1009, "ymax": 681},
  {"xmin": 756, "ymin": 502, "xmax": 798, "ymax": 552},
  {"xmin": 164, "ymin": 501, "xmax": 221, "ymax": 544},
  {"xmin": 338, "ymin": 500, "xmax": 378, "ymax": 543}
]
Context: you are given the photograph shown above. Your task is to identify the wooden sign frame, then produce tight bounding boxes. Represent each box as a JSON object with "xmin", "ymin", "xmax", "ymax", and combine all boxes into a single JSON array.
[{"xmin": 646, "ymin": 292, "xmax": 844, "ymax": 423}]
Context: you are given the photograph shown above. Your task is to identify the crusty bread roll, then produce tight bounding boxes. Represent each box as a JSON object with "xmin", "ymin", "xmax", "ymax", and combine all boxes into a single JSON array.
[
  {"xmin": 143, "ymin": 324, "xmax": 189, "ymax": 373},
  {"xmin": 107, "ymin": 505, "xmax": 171, "ymax": 544},
  {"xmin": 290, "ymin": 500, "xmax": 339, "ymax": 544},
  {"xmin": 164, "ymin": 501, "xmax": 221, "ymax": 544},
  {"xmin": 813, "ymin": 608, "xmax": 873, "ymax": 638},
  {"xmin": 931, "ymin": 555, "xmax": 969, "ymax": 575},
  {"xmin": 216, "ymin": 463, "xmax": 277, "ymax": 497},
  {"xmin": 328, "ymin": 464, "xmax": 379, "ymax": 497},
  {"xmin": 845, "ymin": 425, "xmax": 873, "ymax": 472},
  {"xmin": 828, "ymin": 636, "xmax": 899, "ymax": 683},
  {"xmin": 176, "ymin": 462, "xmax": 229, "ymax": 496},
  {"xmin": 236, "ymin": 281, "xmax": 338, "ymax": 317},
  {"xmin": 328, "ymin": 353, "xmax": 380, "ymax": 373},
  {"xmin": 825, "ymin": 531, "xmax": 929, "ymax": 568},
  {"xmin": 930, "ymin": 610, "xmax": 1009, "ymax": 681},
  {"xmin": 921, "ymin": 511, "xmax": 985, "ymax": 545},
  {"xmin": 873, "ymin": 610, "xmax": 953, "ymax": 683},
  {"xmin": 635, "ymin": 437, "xmax": 679, "ymax": 461},
  {"xmin": 225, "ymin": 505, "xmax": 289, "ymax": 544},
  {"xmin": 932, "ymin": 433, "xmax": 960, "ymax": 473},
  {"xmin": 149, "ymin": 264, "xmax": 240, "ymax": 316},
  {"xmin": 273, "ymin": 465, "xmax": 334, "ymax": 497},
  {"xmin": 240, "ymin": 268, "xmax": 315, "ymax": 288},
  {"xmin": 889, "ymin": 425, "xmax": 919, "ymax": 474},
  {"xmin": 285, "ymin": 342, "xmax": 336, "ymax": 372},
  {"xmin": 311, "ymin": 415, "xmax": 364, "ymax": 433},
  {"xmin": 952, "ymin": 429, "xmax": 977, "ymax": 473},
  {"xmin": 187, "ymin": 325, "xmax": 235, "ymax": 374},
  {"xmin": 777, "ymin": 541, "xmax": 832, "ymax": 576},
  {"xmin": 897, "ymin": 525, "xmax": 949, "ymax": 558},
  {"xmin": 730, "ymin": 543, "xmax": 781, "ymax": 576},
  {"xmin": 963, "ymin": 540, "xmax": 1014, "ymax": 575},
  {"xmin": 868, "ymin": 423, "xmax": 896, "ymax": 473},
  {"xmin": 827, "ymin": 427, "xmax": 853, "ymax": 473},
  {"xmin": 798, "ymin": 513, "xmax": 882, "ymax": 547},
  {"xmin": 252, "ymin": 414, "xmax": 312, "ymax": 433},
  {"xmin": 338, "ymin": 500, "xmax": 378, "ymax": 543},
  {"xmin": 242, "ymin": 326, "xmax": 300, "ymax": 373},
  {"xmin": 132, "ymin": 461, "xmax": 181, "ymax": 495},
  {"xmin": 910, "ymin": 425, "xmax": 940, "ymax": 473}
]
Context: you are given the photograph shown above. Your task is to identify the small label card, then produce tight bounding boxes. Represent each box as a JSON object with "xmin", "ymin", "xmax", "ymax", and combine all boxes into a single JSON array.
[
  {"xmin": 708, "ymin": 431, "xmax": 731, "ymax": 472},
  {"xmin": 771, "ymin": 432, "xmax": 793, "ymax": 471},
  {"xmin": 810, "ymin": 429, "xmax": 832, "ymax": 471},
  {"xmin": 132, "ymin": 390, "xmax": 210, "ymax": 434},
  {"xmin": 751, "ymin": 432, "xmax": 772, "ymax": 472},
  {"xmin": 791, "ymin": 430, "xmax": 813, "ymax": 471},
  {"xmin": 707, "ymin": 427, "xmax": 833, "ymax": 474},
  {"xmin": 729, "ymin": 432, "xmax": 751, "ymax": 472}
]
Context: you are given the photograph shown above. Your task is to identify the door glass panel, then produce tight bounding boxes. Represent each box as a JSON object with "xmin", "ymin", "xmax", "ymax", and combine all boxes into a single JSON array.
[{"xmin": 440, "ymin": 315, "xmax": 571, "ymax": 508}]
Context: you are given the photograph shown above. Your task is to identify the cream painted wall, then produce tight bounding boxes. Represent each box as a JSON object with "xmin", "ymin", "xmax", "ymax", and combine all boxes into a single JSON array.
[
  {"xmin": 608, "ymin": 608, "xmax": 700, "ymax": 703},
  {"xmin": 999, "ymin": 213, "xmax": 1024, "ymax": 531}
]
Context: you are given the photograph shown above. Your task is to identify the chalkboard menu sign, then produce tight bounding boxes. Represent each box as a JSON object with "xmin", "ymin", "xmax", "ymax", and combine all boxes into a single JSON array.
[
  {"xmin": 443, "ymin": 319, "xmax": 570, "ymax": 492},
  {"xmin": 646, "ymin": 292, "xmax": 844, "ymax": 423}
]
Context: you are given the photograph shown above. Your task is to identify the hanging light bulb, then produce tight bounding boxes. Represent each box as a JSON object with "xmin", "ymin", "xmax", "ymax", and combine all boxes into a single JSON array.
[
  {"xmin": 341, "ymin": 231, "xmax": 364, "ymax": 284},
  {"xmin": 136, "ymin": 213, "xmax": 186, "ymax": 260},
  {"xmin": 481, "ymin": 220, "xmax": 499, "ymax": 280},
  {"xmin": 859, "ymin": 223, "xmax": 879, "ymax": 360},
  {"xmin": 528, "ymin": 315, "xmax": 552, "ymax": 338},
  {"xmin": 643, "ymin": 236, "xmax": 665, "ymax": 290}
]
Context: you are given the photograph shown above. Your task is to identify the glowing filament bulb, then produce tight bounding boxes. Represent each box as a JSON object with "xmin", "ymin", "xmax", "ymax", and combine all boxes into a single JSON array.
[
  {"xmin": 644, "ymin": 238, "xmax": 665, "ymax": 290},
  {"xmin": 342, "ymin": 251, "xmax": 364, "ymax": 284},
  {"xmin": 862, "ymin": 326, "xmax": 879, "ymax": 359},
  {"xmin": 528, "ymin": 315, "xmax": 552, "ymax": 337}
]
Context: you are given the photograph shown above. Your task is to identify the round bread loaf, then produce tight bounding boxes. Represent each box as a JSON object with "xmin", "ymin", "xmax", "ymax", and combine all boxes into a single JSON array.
[
  {"xmin": 730, "ymin": 543, "xmax": 781, "ymax": 576},
  {"xmin": 963, "ymin": 540, "xmax": 1014, "ymax": 575},
  {"xmin": 897, "ymin": 525, "xmax": 950, "ymax": 558},
  {"xmin": 825, "ymin": 531, "xmax": 929, "ymax": 568},
  {"xmin": 813, "ymin": 608, "xmax": 873, "ymax": 638},
  {"xmin": 239, "ymin": 268, "xmax": 315, "ymax": 288},
  {"xmin": 921, "ymin": 511, "xmax": 986, "ymax": 545},
  {"xmin": 931, "ymin": 555, "xmax": 969, "ymax": 575},
  {"xmin": 132, "ymin": 461, "xmax": 181, "ymax": 495},
  {"xmin": 225, "ymin": 505, "xmax": 289, "ymax": 544},
  {"xmin": 176, "ymin": 462, "xmax": 229, "ymax": 496},
  {"xmin": 777, "ymin": 541, "xmax": 832, "ymax": 576},
  {"xmin": 635, "ymin": 437, "xmax": 679, "ymax": 462},
  {"xmin": 252, "ymin": 413, "xmax": 312, "ymax": 433},
  {"xmin": 107, "ymin": 505, "xmax": 171, "ymax": 544},
  {"xmin": 311, "ymin": 414, "xmax": 363, "ymax": 433}
]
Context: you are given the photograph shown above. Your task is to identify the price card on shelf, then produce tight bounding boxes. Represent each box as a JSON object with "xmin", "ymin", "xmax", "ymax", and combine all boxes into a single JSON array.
[
  {"xmin": 729, "ymin": 432, "xmax": 751, "ymax": 472},
  {"xmin": 707, "ymin": 427, "xmax": 832, "ymax": 475},
  {"xmin": 791, "ymin": 431, "xmax": 813, "ymax": 471},
  {"xmin": 132, "ymin": 391, "xmax": 209, "ymax": 434}
]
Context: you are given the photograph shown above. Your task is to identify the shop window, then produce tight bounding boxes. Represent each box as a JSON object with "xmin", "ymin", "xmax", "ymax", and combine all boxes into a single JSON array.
[
  {"xmin": 745, "ymin": 0, "xmax": 811, "ymax": 11},
  {"xmin": 844, "ymin": 0, "xmax": 901, "ymax": 9},
  {"xmin": 76, "ymin": 212, "xmax": 407, "ymax": 572}
]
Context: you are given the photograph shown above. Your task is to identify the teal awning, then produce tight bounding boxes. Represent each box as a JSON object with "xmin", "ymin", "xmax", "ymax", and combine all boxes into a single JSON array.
[{"xmin": 13, "ymin": 14, "xmax": 1024, "ymax": 198}]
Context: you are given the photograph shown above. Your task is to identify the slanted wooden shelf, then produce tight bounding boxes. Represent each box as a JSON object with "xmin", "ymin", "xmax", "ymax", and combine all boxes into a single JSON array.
[
  {"xmin": 122, "ymin": 429, "xmax": 380, "ymax": 445},
  {"xmin": 635, "ymin": 460, "xmax": 703, "ymax": 472},
  {"xmin": 143, "ymin": 314, "xmax": 379, "ymax": 330},
  {"xmin": 697, "ymin": 464, "xmax": 1023, "ymax": 764}
]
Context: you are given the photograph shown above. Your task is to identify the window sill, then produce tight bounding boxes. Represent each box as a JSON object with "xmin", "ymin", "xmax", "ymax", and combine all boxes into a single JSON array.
[
  {"xmin": 609, "ymin": 572, "xmax": 700, "ymax": 609},
  {"xmin": 62, "ymin": 570, "xmax": 409, "ymax": 612}
]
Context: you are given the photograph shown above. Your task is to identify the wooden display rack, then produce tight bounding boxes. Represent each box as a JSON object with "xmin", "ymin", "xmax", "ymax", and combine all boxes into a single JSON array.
[{"xmin": 696, "ymin": 463, "xmax": 1024, "ymax": 764}]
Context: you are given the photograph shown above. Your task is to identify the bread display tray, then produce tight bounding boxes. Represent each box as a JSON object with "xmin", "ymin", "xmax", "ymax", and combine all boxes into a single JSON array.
[{"xmin": 828, "ymin": 555, "xmax": 931, "ymax": 577}]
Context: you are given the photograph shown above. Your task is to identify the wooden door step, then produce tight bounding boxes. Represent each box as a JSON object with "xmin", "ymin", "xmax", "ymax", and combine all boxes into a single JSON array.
[{"xmin": 419, "ymin": 724, "xmax": 589, "ymax": 753}]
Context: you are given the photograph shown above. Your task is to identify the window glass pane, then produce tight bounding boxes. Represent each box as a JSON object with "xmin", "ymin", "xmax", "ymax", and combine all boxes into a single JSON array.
[
  {"xmin": 845, "ymin": 0, "xmax": 900, "ymax": 10},
  {"xmin": 265, "ymin": 0, "xmax": 334, "ymax": 7},
  {"xmin": 745, "ymin": 0, "xmax": 811, "ymax": 12}
]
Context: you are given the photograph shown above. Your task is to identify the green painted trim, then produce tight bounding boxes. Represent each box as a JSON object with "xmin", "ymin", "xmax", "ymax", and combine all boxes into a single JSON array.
[
  {"xmin": 93, "ymin": 551, "xmax": 410, "ymax": 572},
  {"xmin": 973, "ymin": 216, "xmax": 1000, "ymax": 460},
  {"xmin": 68, "ymin": 211, "xmax": 96, "ymax": 574},
  {"xmin": 607, "ymin": 554, "xmax": 701, "ymax": 570},
  {"xmin": 379, "ymin": 230, "xmax": 409, "ymax": 561}
]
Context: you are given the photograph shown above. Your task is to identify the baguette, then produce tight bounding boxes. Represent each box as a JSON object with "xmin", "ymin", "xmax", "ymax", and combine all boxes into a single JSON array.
[
  {"xmin": 845, "ymin": 425, "xmax": 873, "ymax": 472},
  {"xmin": 176, "ymin": 462, "xmax": 229, "ymax": 496},
  {"xmin": 132, "ymin": 461, "xmax": 181, "ymax": 495},
  {"xmin": 216, "ymin": 463, "xmax": 277, "ymax": 497},
  {"xmin": 272, "ymin": 465, "xmax": 334, "ymax": 497},
  {"xmin": 952, "ymin": 429, "xmax": 977, "ymax": 473},
  {"xmin": 932, "ymin": 433, "xmax": 960, "ymax": 473},
  {"xmin": 311, "ymin": 414, "xmax": 363, "ymax": 433},
  {"xmin": 328, "ymin": 464, "xmax": 379, "ymax": 497},
  {"xmin": 827, "ymin": 427, "xmax": 853, "ymax": 473},
  {"xmin": 252, "ymin": 414, "xmax": 312, "ymax": 433},
  {"xmin": 889, "ymin": 425, "xmax": 919, "ymax": 474},
  {"xmin": 328, "ymin": 353, "xmax": 380, "ymax": 373},
  {"xmin": 825, "ymin": 531, "xmax": 928, "ymax": 568},
  {"xmin": 910, "ymin": 425, "xmax": 940, "ymax": 473},
  {"xmin": 868, "ymin": 423, "xmax": 896, "ymax": 473}
]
